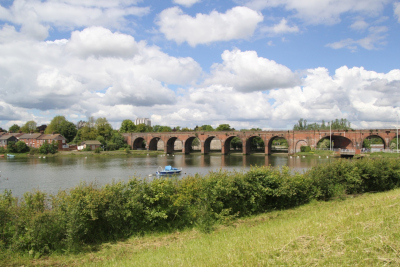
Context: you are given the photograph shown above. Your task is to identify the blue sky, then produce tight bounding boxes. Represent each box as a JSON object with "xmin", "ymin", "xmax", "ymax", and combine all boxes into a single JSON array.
[{"xmin": 0, "ymin": 0, "xmax": 399, "ymax": 131}]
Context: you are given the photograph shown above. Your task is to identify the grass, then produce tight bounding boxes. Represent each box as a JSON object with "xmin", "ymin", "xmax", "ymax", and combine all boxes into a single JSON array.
[{"xmin": 4, "ymin": 188, "xmax": 400, "ymax": 266}]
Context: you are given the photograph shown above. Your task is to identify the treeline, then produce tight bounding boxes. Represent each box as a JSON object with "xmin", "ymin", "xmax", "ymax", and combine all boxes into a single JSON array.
[
  {"xmin": 1, "ymin": 158, "xmax": 400, "ymax": 257},
  {"xmin": 293, "ymin": 118, "xmax": 352, "ymax": 131}
]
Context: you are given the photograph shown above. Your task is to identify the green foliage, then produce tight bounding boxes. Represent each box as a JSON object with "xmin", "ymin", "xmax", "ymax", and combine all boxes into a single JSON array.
[
  {"xmin": 2, "ymin": 158, "xmax": 400, "ymax": 256},
  {"xmin": 45, "ymin": 116, "xmax": 77, "ymax": 142},
  {"xmin": 120, "ymin": 119, "xmax": 136, "ymax": 133},
  {"xmin": 294, "ymin": 118, "xmax": 352, "ymax": 131},
  {"xmin": 94, "ymin": 147, "xmax": 101, "ymax": 153},
  {"xmin": 216, "ymin": 124, "xmax": 232, "ymax": 131},
  {"xmin": 38, "ymin": 141, "xmax": 58, "ymax": 154},
  {"xmin": 230, "ymin": 137, "xmax": 242, "ymax": 150},
  {"xmin": 7, "ymin": 141, "xmax": 30, "ymax": 153},
  {"xmin": 300, "ymin": 146, "xmax": 311, "ymax": 152},
  {"xmin": 8, "ymin": 124, "xmax": 20, "ymax": 133},
  {"xmin": 20, "ymin": 120, "xmax": 37, "ymax": 133},
  {"xmin": 0, "ymin": 147, "xmax": 6, "ymax": 153}
]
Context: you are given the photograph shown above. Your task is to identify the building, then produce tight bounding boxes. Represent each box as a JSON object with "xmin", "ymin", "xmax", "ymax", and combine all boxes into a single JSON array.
[
  {"xmin": 37, "ymin": 134, "xmax": 67, "ymax": 150},
  {"xmin": 19, "ymin": 133, "xmax": 43, "ymax": 148},
  {"xmin": 0, "ymin": 134, "xmax": 18, "ymax": 149},
  {"xmin": 135, "ymin": 118, "xmax": 151, "ymax": 127},
  {"xmin": 79, "ymin": 140, "xmax": 102, "ymax": 150}
]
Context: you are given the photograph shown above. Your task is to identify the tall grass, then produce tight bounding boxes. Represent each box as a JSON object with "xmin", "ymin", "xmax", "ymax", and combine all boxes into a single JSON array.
[{"xmin": 1, "ymin": 158, "xmax": 400, "ymax": 258}]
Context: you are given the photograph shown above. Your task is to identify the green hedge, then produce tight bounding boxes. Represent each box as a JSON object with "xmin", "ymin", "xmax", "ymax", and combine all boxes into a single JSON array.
[
  {"xmin": 1, "ymin": 158, "xmax": 400, "ymax": 256},
  {"xmin": 300, "ymin": 145, "xmax": 311, "ymax": 152}
]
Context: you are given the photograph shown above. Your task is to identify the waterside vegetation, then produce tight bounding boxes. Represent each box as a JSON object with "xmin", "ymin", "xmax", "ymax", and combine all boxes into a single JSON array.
[{"xmin": 1, "ymin": 157, "xmax": 400, "ymax": 264}]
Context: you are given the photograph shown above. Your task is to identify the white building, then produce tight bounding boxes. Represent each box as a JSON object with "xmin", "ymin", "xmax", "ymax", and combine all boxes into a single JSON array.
[{"xmin": 135, "ymin": 118, "xmax": 151, "ymax": 127}]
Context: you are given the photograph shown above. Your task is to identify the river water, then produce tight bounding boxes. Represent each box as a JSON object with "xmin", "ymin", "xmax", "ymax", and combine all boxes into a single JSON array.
[{"xmin": 0, "ymin": 154, "xmax": 334, "ymax": 197}]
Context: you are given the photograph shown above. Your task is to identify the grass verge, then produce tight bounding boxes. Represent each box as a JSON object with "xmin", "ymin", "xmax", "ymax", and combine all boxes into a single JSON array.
[{"xmin": 4, "ymin": 188, "xmax": 400, "ymax": 266}]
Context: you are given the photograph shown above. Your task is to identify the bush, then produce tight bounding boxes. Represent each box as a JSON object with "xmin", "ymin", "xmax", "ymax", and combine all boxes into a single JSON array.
[
  {"xmin": 39, "ymin": 141, "xmax": 58, "ymax": 154},
  {"xmin": 2, "ymin": 158, "xmax": 400, "ymax": 255},
  {"xmin": 94, "ymin": 147, "xmax": 101, "ymax": 153},
  {"xmin": 300, "ymin": 146, "xmax": 311, "ymax": 152},
  {"xmin": 0, "ymin": 147, "xmax": 6, "ymax": 154}
]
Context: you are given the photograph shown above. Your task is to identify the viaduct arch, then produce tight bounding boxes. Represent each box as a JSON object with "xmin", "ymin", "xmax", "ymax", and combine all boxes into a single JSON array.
[{"xmin": 122, "ymin": 129, "xmax": 399, "ymax": 155}]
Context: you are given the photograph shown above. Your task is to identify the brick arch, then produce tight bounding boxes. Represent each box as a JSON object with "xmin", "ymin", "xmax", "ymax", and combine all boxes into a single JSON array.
[
  {"xmin": 166, "ymin": 137, "xmax": 178, "ymax": 154},
  {"xmin": 203, "ymin": 136, "xmax": 218, "ymax": 154},
  {"xmin": 132, "ymin": 137, "xmax": 146, "ymax": 150},
  {"xmin": 267, "ymin": 135, "xmax": 289, "ymax": 153},
  {"xmin": 222, "ymin": 135, "xmax": 239, "ymax": 154},
  {"xmin": 148, "ymin": 137, "xmax": 161, "ymax": 151},
  {"xmin": 245, "ymin": 135, "xmax": 265, "ymax": 154},
  {"xmin": 317, "ymin": 135, "xmax": 353, "ymax": 149},
  {"xmin": 295, "ymin": 140, "xmax": 308, "ymax": 153},
  {"xmin": 184, "ymin": 136, "xmax": 198, "ymax": 154},
  {"xmin": 363, "ymin": 134, "xmax": 386, "ymax": 149}
]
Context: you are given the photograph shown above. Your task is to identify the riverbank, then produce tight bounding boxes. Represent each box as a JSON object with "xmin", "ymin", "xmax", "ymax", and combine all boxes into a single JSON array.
[
  {"xmin": 4, "ymin": 187, "xmax": 400, "ymax": 266},
  {"xmin": 1, "ymin": 157, "xmax": 400, "ymax": 265}
]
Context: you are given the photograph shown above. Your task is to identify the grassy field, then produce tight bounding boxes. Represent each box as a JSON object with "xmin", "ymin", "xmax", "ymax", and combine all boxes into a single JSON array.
[{"xmin": 5, "ymin": 188, "xmax": 400, "ymax": 267}]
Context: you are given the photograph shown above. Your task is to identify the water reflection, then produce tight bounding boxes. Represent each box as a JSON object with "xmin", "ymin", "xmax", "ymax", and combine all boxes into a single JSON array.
[{"xmin": 0, "ymin": 154, "xmax": 335, "ymax": 197}]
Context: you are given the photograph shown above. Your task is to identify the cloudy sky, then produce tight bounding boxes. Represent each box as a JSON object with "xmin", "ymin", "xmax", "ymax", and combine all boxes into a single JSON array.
[{"xmin": 0, "ymin": 0, "xmax": 399, "ymax": 131}]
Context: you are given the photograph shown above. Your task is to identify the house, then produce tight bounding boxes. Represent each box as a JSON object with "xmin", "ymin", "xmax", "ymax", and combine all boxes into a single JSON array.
[
  {"xmin": 19, "ymin": 133, "xmax": 43, "ymax": 148},
  {"xmin": 0, "ymin": 134, "xmax": 18, "ymax": 149},
  {"xmin": 79, "ymin": 140, "xmax": 102, "ymax": 150},
  {"xmin": 37, "ymin": 134, "xmax": 67, "ymax": 150}
]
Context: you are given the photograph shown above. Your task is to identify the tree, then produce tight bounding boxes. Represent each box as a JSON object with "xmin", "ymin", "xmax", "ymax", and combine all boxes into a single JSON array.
[
  {"xmin": 7, "ymin": 141, "xmax": 29, "ymax": 153},
  {"xmin": 45, "ymin": 115, "xmax": 67, "ymax": 134},
  {"xmin": 76, "ymin": 120, "xmax": 86, "ymax": 130},
  {"xmin": 135, "ymin": 123, "xmax": 148, "ymax": 133},
  {"xmin": 230, "ymin": 137, "xmax": 242, "ymax": 150},
  {"xmin": 109, "ymin": 132, "xmax": 127, "ymax": 150},
  {"xmin": 120, "ymin": 119, "xmax": 136, "ymax": 133},
  {"xmin": 20, "ymin": 120, "xmax": 37, "ymax": 133},
  {"xmin": 200, "ymin": 125, "xmax": 214, "ymax": 131},
  {"xmin": 39, "ymin": 141, "xmax": 58, "ymax": 154},
  {"xmin": 9, "ymin": 124, "xmax": 20, "ymax": 133},
  {"xmin": 216, "ymin": 124, "xmax": 232, "ymax": 131},
  {"xmin": 95, "ymin": 117, "xmax": 113, "ymax": 139}
]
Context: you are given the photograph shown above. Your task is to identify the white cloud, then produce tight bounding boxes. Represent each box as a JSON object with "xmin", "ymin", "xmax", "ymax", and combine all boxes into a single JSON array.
[
  {"xmin": 66, "ymin": 27, "xmax": 139, "ymax": 59},
  {"xmin": 0, "ymin": 26, "xmax": 202, "ymax": 121},
  {"xmin": 245, "ymin": 0, "xmax": 390, "ymax": 25},
  {"xmin": 172, "ymin": 0, "xmax": 201, "ymax": 8},
  {"xmin": 395, "ymin": 2, "xmax": 400, "ymax": 22},
  {"xmin": 204, "ymin": 49, "xmax": 300, "ymax": 92},
  {"xmin": 156, "ymin": 6, "xmax": 263, "ymax": 46},
  {"xmin": 326, "ymin": 26, "xmax": 388, "ymax": 51},
  {"xmin": 0, "ymin": 0, "xmax": 150, "ymax": 39},
  {"xmin": 260, "ymin": 18, "xmax": 299, "ymax": 35},
  {"xmin": 350, "ymin": 19, "xmax": 369, "ymax": 31}
]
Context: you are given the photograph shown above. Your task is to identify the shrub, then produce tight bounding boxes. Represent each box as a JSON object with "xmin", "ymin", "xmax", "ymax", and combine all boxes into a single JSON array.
[
  {"xmin": 94, "ymin": 147, "xmax": 101, "ymax": 153},
  {"xmin": 300, "ymin": 146, "xmax": 311, "ymax": 152},
  {"xmin": 39, "ymin": 141, "xmax": 58, "ymax": 154}
]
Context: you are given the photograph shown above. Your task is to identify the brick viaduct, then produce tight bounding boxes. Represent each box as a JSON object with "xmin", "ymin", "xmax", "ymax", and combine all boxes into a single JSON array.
[{"xmin": 122, "ymin": 129, "xmax": 399, "ymax": 155}]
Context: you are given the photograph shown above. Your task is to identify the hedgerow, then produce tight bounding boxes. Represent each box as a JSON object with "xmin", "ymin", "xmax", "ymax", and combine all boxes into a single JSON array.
[{"xmin": 1, "ymin": 158, "xmax": 400, "ymax": 257}]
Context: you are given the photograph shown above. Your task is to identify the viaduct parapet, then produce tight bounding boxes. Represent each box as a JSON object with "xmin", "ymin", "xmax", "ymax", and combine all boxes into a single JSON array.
[{"xmin": 122, "ymin": 129, "xmax": 398, "ymax": 155}]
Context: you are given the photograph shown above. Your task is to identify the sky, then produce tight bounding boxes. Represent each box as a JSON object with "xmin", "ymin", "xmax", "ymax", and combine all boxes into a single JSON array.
[{"xmin": 0, "ymin": 0, "xmax": 399, "ymax": 131}]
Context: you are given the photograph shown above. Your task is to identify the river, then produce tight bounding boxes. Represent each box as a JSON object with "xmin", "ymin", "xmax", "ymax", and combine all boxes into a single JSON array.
[{"xmin": 0, "ymin": 154, "xmax": 334, "ymax": 197}]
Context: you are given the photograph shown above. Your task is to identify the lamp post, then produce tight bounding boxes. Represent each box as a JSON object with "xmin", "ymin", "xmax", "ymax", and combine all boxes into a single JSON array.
[{"xmin": 329, "ymin": 121, "xmax": 332, "ymax": 151}]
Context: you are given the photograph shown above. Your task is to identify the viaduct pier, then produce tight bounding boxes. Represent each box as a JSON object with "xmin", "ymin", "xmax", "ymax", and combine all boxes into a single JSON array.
[{"xmin": 122, "ymin": 129, "xmax": 398, "ymax": 155}]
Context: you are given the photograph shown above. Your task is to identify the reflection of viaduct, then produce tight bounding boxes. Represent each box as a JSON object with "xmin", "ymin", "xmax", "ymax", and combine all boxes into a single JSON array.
[{"xmin": 122, "ymin": 129, "xmax": 398, "ymax": 155}]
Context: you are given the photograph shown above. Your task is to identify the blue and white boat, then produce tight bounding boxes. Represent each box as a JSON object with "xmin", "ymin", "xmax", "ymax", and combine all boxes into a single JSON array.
[
  {"xmin": 6, "ymin": 154, "xmax": 15, "ymax": 158},
  {"xmin": 156, "ymin": 165, "xmax": 182, "ymax": 176}
]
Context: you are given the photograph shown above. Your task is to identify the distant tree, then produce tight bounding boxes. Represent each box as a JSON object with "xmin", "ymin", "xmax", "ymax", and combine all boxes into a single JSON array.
[
  {"xmin": 158, "ymin": 126, "xmax": 172, "ymax": 132},
  {"xmin": 230, "ymin": 137, "xmax": 242, "ymax": 150},
  {"xmin": 9, "ymin": 124, "xmax": 20, "ymax": 133},
  {"xmin": 95, "ymin": 117, "xmax": 113, "ymax": 139},
  {"xmin": 216, "ymin": 124, "xmax": 232, "ymax": 131},
  {"xmin": 200, "ymin": 125, "xmax": 214, "ymax": 131},
  {"xmin": 135, "ymin": 123, "xmax": 148, "ymax": 133},
  {"xmin": 39, "ymin": 141, "xmax": 58, "ymax": 154},
  {"xmin": 120, "ymin": 119, "xmax": 136, "ymax": 133},
  {"xmin": 20, "ymin": 120, "xmax": 37, "ymax": 133},
  {"xmin": 36, "ymin": 124, "xmax": 47, "ymax": 132},
  {"xmin": 76, "ymin": 120, "xmax": 86, "ymax": 130},
  {"xmin": 46, "ymin": 115, "xmax": 67, "ymax": 134},
  {"xmin": 109, "ymin": 132, "xmax": 127, "ymax": 150},
  {"xmin": 7, "ymin": 141, "xmax": 29, "ymax": 153}
]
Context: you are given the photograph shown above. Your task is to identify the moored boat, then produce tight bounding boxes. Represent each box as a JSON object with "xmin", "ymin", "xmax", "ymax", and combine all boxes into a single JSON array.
[
  {"xmin": 156, "ymin": 165, "xmax": 182, "ymax": 176},
  {"xmin": 7, "ymin": 154, "xmax": 15, "ymax": 158}
]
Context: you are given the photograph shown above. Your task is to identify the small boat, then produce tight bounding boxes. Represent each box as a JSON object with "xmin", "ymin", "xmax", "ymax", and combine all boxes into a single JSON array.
[
  {"xmin": 156, "ymin": 165, "xmax": 182, "ymax": 176},
  {"xmin": 7, "ymin": 154, "xmax": 15, "ymax": 158},
  {"xmin": 0, "ymin": 154, "xmax": 4, "ymax": 157}
]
